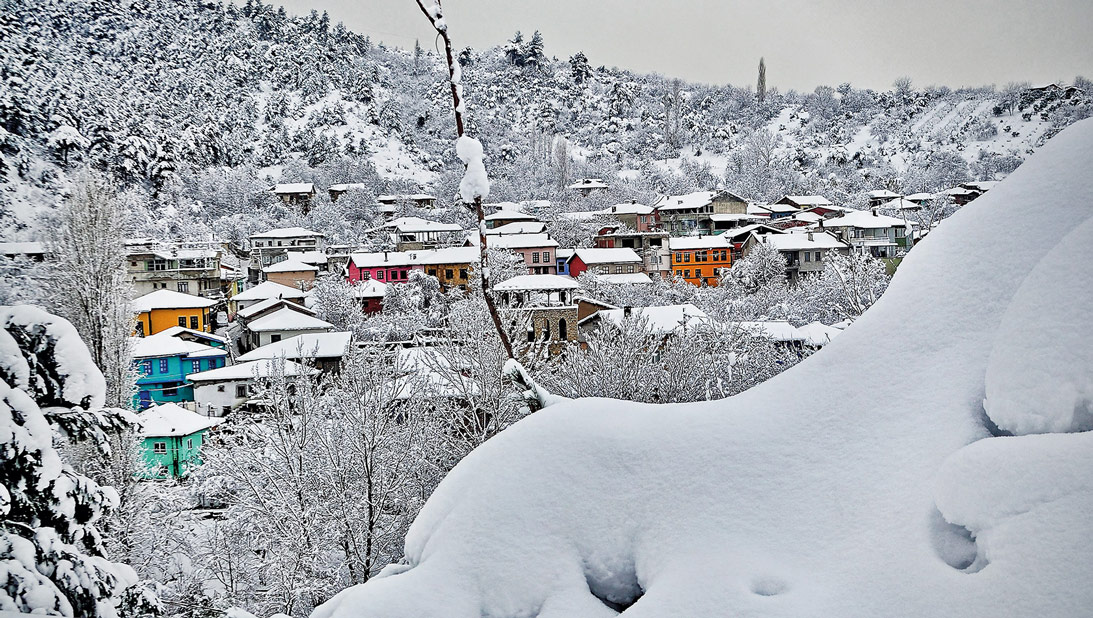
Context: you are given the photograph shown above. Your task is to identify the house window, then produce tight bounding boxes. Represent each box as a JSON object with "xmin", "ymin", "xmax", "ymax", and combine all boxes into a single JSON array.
[
  {"xmin": 684, "ymin": 253, "xmax": 691, "ymax": 262},
  {"xmin": 153, "ymin": 442, "xmax": 167, "ymax": 454},
  {"xmin": 377, "ymin": 271, "xmax": 385, "ymax": 280},
  {"xmin": 615, "ymin": 266, "xmax": 623, "ymax": 274},
  {"xmin": 815, "ymin": 251, "xmax": 822, "ymax": 261},
  {"xmin": 190, "ymin": 360, "xmax": 201, "ymax": 373},
  {"xmin": 270, "ymin": 334, "xmax": 281, "ymax": 343},
  {"xmin": 140, "ymin": 361, "xmax": 152, "ymax": 375},
  {"xmin": 149, "ymin": 259, "xmax": 167, "ymax": 271},
  {"xmin": 532, "ymin": 252, "xmax": 540, "ymax": 263},
  {"xmin": 804, "ymin": 252, "xmax": 811, "ymax": 262},
  {"xmin": 158, "ymin": 359, "xmax": 169, "ymax": 373},
  {"xmin": 558, "ymin": 318, "xmax": 568, "ymax": 340},
  {"xmin": 684, "ymin": 269, "xmax": 690, "ymax": 278},
  {"xmin": 190, "ymin": 315, "xmax": 199, "ymax": 329},
  {"xmin": 445, "ymin": 269, "xmax": 454, "ymax": 279},
  {"xmin": 720, "ymin": 250, "xmax": 728, "ymax": 261},
  {"xmin": 627, "ymin": 265, "xmax": 635, "ymax": 273},
  {"xmin": 177, "ymin": 281, "xmax": 189, "ymax": 293},
  {"xmin": 178, "ymin": 317, "xmax": 187, "ymax": 327},
  {"xmin": 428, "ymin": 269, "xmax": 438, "ymax": 277},
  {"xmin": 235, "ymin": 384, "xmax": 248, "ymax": 398},
  {"xmin": 460, "ymin": 268, "xmax": 468, "ymax": 279},
  {"xmin": 217, "ymin": 385, "xmax": 225, "ymax": 392},
  {"xmin": 163, "ymin": 386, "xmax": 178, "ymax": 397},
  {"xmin": 187, "ymin": 438, "xmax": 194, "ymax": 450}
]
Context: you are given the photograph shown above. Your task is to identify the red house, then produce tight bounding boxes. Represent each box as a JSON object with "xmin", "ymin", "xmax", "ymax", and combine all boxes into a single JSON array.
[{"xmin": 567, "ymin": 248, "xmax": 643, "ymax": 278}]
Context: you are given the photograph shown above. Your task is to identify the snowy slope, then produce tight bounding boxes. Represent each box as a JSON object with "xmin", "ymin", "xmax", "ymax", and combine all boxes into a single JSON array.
[{"xmin": 315, "ymin": 119, "xmax": 1093, "ymax": 616}]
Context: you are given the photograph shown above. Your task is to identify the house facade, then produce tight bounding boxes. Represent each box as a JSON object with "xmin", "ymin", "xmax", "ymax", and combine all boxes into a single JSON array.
[
  {"xmin": 654, "ymin": 190, "xmax": 749, "ymax": 236},
  {"xmin": 132, "ymin": 289, "xmax": 216, "ymax": 336},
  {"xmin": 138, "ymin": 403, "xmax": 219, "ymax": 479},
  {"xmin": 567, "ymin": 248, "xmax": 643, "ymax": 278},
  {"xmin": 347, "ymin": 247, "xmax": 479, "ymax": 291},
  {"xmin": 132, "ymin": 334, "xmax": 228, "ymax": 409},
  {"xmin": 248, "ymin": 227, "xmax": 326, "ymax": 282},
  {"xmin": 188, "ymin": 359, "xmax": 318, "ymax": 417},
  {"xmin": 125, "ymin": 239, "xmax": 222, "ymax": 298},
  {"xmin": 486, "ymin": 233, "xmax": 558, "ymax": 275},
  {"xmin": 594, "ymin": 229, "xmax": 671, "ymax": 278},
  {"xmin": 745, "ymin": 231, "xmax": 850, "ymax": 283},
  {"xmin": 669, "ymin": 235, "xmax": 732, "ymax": 286},
  {"xmin": 822, "ymin": 210, "xmax": 911, "ymax": 259}
]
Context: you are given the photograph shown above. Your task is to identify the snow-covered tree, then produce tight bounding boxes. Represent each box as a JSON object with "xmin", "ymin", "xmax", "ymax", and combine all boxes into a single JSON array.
[
  {"xmin": 0, "ymin": 305, "xmax": 156, "ymax": 616},
  {"xmin": 797, "ymin": 250, "xmax": 890, "ymax": 323}
]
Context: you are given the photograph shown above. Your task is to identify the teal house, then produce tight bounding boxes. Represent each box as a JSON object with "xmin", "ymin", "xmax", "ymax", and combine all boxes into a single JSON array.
[
  {"xmin": 138, "ymin": 403, "xmax": 219, "ymax": 479},
  {"xmin": 132, "ymin": 331, "xmax": 228, "ymax": 410}
]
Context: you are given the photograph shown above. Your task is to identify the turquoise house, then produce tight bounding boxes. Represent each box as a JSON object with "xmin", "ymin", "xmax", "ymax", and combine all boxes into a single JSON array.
[
  {"xmin": 132, "ymin": 332, "xmax": 228, "ymax": 410},
  {"xmin": 138, "ymin": 403, "xmax": 220, "ymax": 479}
]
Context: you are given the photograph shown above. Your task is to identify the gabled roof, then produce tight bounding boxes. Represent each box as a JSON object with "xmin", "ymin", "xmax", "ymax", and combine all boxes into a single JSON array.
[
  {"xmin": 720, "ymin": 224, "xmax": 785, "ymax": 241},
  {"xmin": 231, "ymin": 281, "xmax": 307, "ymax": 302},
  {"xmin": 867, "ymin": 190, "xmax": 902, "ymax": 199},
  {"xmin": 494, "ymin": 274, "xmax": 580, "ymax": 292},
  {"xmin": 608, "ymin": 203, "xmax": 654, "ymax": 215},
  {"xmin": 157, "ymin": 325, "xmax": 228, "ymax": 346},
  {"xmin": 349, "ymin": 247, "xmax": 480, "ymax": 269},
  {"xmin": 246, "ymin": 308, "xmax": 334, "ymax": 333},
  {"xmin": 237, "ymin": 297, "xmax": 312, "ymax": 320},
  {"xmin": 595, "ymin": 273, "xmax": 653, "ymax": 285},
  {"xmin": 132, "ymin": 289, "xmax": 216, "ymax": 312},
  {"xmin": 373, "ymin": 217, "xmax": 462, "ymax": 234},
  {"xmin": 654, "ymin": 191, "xmax": 718, "ymax": 212},
  {"xmin": 263, "ymin": 259, "xmax": 319, "ymax": 273},
  {"xmin": 249, "ymin": 227, "xmax": 324, "ymax": 240},
  {"xmin": 484, "ymin": 210, "xmax": 538, "ymax": 222},
  {"xmin": 237, "ymin": 331, "xmax": 354, "ymax": 362},
  {"xmin": 778, "ymin": 195, "xmax": 833, "ymax": 207},
  {"xmin": 139, "ymin": 403, "xmax": 219, "ymax": 437},
  {"xmin": 571, "ymin": 248, "xmax": 642, "ymax": 264},
  {"xmin": 486, "ymin": 233, "xmax": 559, "ymax": 250},
  {"xmin": 352, "ymin": 279, "xmax": 388, "ymax": 298},
  {"xmin": 187, "ymin": 359, "xmax": 318, "ymax": 383}
]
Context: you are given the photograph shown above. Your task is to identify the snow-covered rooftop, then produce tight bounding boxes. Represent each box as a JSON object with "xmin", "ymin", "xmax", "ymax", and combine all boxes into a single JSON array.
[
  {"xmin": 131, "ymin": 289, "xmax": 216, "ymax": 312},
  {"xmin": 824, "ymin": 210, "xmax": 911, "ymax": 228},
  {"xmin": 758, "ymin": 231, "xmax": 847, "ymax": 251},
  {"xmin": 484, "ymin": 221, "xmax": 547, "ymax": 235},
  {"xmin": 595, "ymin": 273, "xmax": 654, "ymax": 285},
  {"xmin": 484, "ymin": 210, "xmax": 538, "ymax": 222},
  {"xmin": 231, "ymin": 281, "xmax": 307, "ymax": 302},
  {"xmin": 668, "ymin": 235, "xmax": 730, "ymax": 250},
  {"xmin": 249, "ymin": 227, "xmax": 324, "ymax": 239},
  {"xmin": 156, "ymin": 325, "xmax": 227, "ymax": 345},
  {"xmin": 486, "ymin": 233, "xmax": 559, "ymax": 250},
  {"xmin": 263, "ymin": 259, "xmax": 319, "ymax": 273},
  {"xmin": 654, "ymin": 190, "xmax": 718, "ymax": 212},
  {"xmin": 867, "ymin": 189, "xmax": 902, "ymax": 199},
  {"xmin": 246, "ymin": 307, "xmax": 334, "ymax": 333},
  {"xmin": 780, "ymin": 194, "xmax": 833, "ymax": 206},
  {"xmin": 349, "ymin": 247, "xmax": 480, "ymax": 268},
  {"xmin": 494, "ymin": 274, "xmax": 580, "ymax": 292},
  {"xmin": 593, "ymin": 303, "xmax": 710, "ymax": 335},
  {"xmin": 187, "ymin": 359, "xmax": 318, "ymax": 383},
  {"xmin": 130, "ymin": 334, "xmax": 227, "ymax": 359},
  {"xmin": 138, "ymin": 403, "xmax": 219, "ymax": 437},
  {"xmin": 352, "ymin": 279, "xmax": 388, "ymax": 298},
  {"xmin": 236, "ymin": 297, "xmax": 312, "ymax": 320},
  {"xmin": 271, "ymin": 183, "xmax": 314, "ymax": 194},
  {"xmin": 237, "ymin": 331, "xmax": 353, "ymax": 361},
  {"xmin": 608, "ymin": 203, "xmax": 654, "ymax": 215},
  {"xmin": 373, "ymin": 217, "xmax": 462, "ymax": 234},
  {"xmin": 571, "ymin": 248, "xmax": 642, "ymax": 264}
]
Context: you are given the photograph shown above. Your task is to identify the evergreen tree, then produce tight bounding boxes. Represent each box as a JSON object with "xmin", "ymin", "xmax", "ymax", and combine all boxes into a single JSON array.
[
  {"xmin": 757, "ymin": 57, "xmax": 767, "ymax": 103},
  {"xmin": 569, "ymin": 52, "xmax": 592, "ymax": 85}
]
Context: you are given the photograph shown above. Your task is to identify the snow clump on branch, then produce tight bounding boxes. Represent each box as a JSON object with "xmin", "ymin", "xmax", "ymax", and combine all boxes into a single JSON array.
[{"xmin": 456, "ymin": 135, "xmax": 490, "ymax": 203}]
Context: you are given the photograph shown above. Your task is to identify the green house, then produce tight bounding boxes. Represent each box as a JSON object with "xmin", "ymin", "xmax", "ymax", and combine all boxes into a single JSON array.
[{"xmin": 138, "ymin": 403, "xmax": 220, "ymax": 479}]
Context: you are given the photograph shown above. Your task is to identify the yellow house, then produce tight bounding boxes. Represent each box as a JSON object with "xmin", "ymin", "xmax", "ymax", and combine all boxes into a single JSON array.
[{"xmin": 132, "ymin": 289, "xmax": 216, "ymax": 336}]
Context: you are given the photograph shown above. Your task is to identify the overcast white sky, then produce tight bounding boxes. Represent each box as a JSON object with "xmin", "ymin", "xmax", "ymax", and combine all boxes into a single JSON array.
[{"xmin": 273, "ymin": 0, "xmax": 1092, "ymax": 92}]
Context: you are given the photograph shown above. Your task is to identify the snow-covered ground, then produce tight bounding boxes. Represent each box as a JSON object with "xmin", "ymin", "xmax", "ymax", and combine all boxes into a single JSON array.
[{"xmin": 315, "ymin": 119, "xmax": 1093, "ymax": 616}]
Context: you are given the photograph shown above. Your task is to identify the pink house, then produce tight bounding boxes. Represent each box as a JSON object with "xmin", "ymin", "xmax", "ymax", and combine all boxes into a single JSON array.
[
  {"xmin": 346, "ymin": 251, "xmax": 416, "ymax": 284},
  {"xmin": 485, "ymin": 233, "xmax": 559, "ymax": 275}
]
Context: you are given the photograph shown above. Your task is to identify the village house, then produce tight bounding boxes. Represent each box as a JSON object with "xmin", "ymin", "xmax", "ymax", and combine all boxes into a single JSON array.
[
  {"xmin": 0, "ymin": 241, "xmax": 47, "ymax": 261},
  {"xmin": 137, "ymin": 403, "xmax": 220, "ymax": 479},
  {"xmin": 377, "ymin": 193, "xmax": 438, "ymax": 209},
  {"xmin": 654, "ymin": 190, "xmax": 749, "ymax": 236},
  {"xmin": 568, "ymin": 178, "xmax": 609, "ymax": 195},
  {"xmin": 125, "ymin": 239, "xmax": 222, "ymax": 298},
  {"xmin": 867, "ymin": 190, "xmax": 903, "ymax": 208},
  {"xmin": 242, "ymin": 306, "xmax": 334, "ymax": 351},
  {"xmin": 745, "ymin": 230, "xmax": 850, "ymax": 283},
  {"xmin": 594, "ymin": 229, "xmax": 671, "ymax": 278},
  {"xmin": 669, "ymin": 235, "xmax": 732, "ymax": 286},
  {"xmin": 494, "ymin": 274, "xmax": 580, "ymax": 352},
  {"xmin": 350, "ymin": 279, "xmax": 387, "ymax": 314},
  {"xmin": 132, "ymin": 289, "xmax": 217, "ymax": 336},
  {"xmin": 555, "ymin": 248, "xmax": 574, "ymax": 276},
  {"xmin": 346, "ymin": 247, "xmax": 479, "ymax": 291},
  {"xmin": 248, "ymin": 227, "xmax": 326, "ymax": 282},
  {"xmin": 229, "ymin": 280, "xmax": 307, "ymax": 315},
  {"xmin": 567, "ymin": 248, "xmax": 643, "ymax": 278},
  {"xmin": 483, "ymin": 209, "xmax": 539, "ymax": 229},
  {"xmin": 187, "ymin": 359, "xmax": 319, "ymax": 417},
  {"xmin": 131, "ymin": 332, "xmax": 228, "ymax": 410},
  {"xmin": 776, "ymin": 195, "xmax": 834, "ymax": 210},
  {"xmin": 326, "ymin": 183, "xmax": 369, "ymax": 202},
  {"xmin": 270, "ymin": 183, "xmax": 316, "ymax": 212},
  {"xmin": 236, "ymin": 296, "xmax": 315, "ymax": 331},
  {"xmin": 486, "ymin": 233, "xmax": 559, "ymax": 275},
  {"xmin": 579, "ymin": 303, "xmax": 712, "ymax": 341},
  {"xmin": 821, "ymin": 210, "xmax": 912, "ymax": 259},
  {"xmin": 156, "ymin": 325, "xmax": 228, "ymax": 349},
  {"xmin": 709, "ymin": 213, "xmax": 765, "ymax": 233},
  {"xmin": 262, "ymin": 258, "xmax": 318, "ymax": 289},
  {"xmin": 369, "ymin": 217, "xmax": 464, "ymax": 251},
  {"xmin": 484, "ymin": 221, "xmax": 547, "ymax": 235},
  {"xmin": 605, "ymin": 202, "xmax": 660, "ymax": 232},
  {"xmin": 236, "ymin": 331, "xmax": 354, "ymax": 373}
]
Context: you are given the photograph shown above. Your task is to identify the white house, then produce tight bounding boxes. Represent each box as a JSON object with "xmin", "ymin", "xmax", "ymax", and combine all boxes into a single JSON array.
[
  {"xmin": 187, "ymin": 359, "xmax": 319, "ymax": 417},
  {"xmin": 244, "ymin": 306, "xmax": 334, "ymax": 349}
]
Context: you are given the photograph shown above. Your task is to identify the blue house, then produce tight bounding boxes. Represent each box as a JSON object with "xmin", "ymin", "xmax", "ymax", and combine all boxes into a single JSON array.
[
  {"xmin": 132, "ymin": 333, "xmax": 229, "ymax": 410},
  {"xmin": 555, "ymin": 249, "xmax": 574, "ymax": 276}
]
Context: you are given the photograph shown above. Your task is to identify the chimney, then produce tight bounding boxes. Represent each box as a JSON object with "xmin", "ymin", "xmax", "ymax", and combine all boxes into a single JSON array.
[
  {"xmin": 819, "ymin": 219, "xmax": 825, "ymax": 229},
  {"xmin": 871, "ymin": 208, "xmax": 878, "ymax": 217},
  {"xmin": 807, "ymin": 232, "xmax": 814, "ymax": 241},
  {"xmin": 623, "ymin": 306, "xmax": 632, "ymax": 317},
  {"xmin": 384, "ymin": 251, "xmax": 388, "ymax": 262}
]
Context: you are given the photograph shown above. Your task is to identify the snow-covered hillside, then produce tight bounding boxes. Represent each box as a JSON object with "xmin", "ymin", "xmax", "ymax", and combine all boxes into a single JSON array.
[
  {"xmin": 1, "ymin": 0, "xmax": 1089, "ymax": 242},
  {"xmin": 315, "ymin": 119, "xmax": 1093, "ymax": 616}
]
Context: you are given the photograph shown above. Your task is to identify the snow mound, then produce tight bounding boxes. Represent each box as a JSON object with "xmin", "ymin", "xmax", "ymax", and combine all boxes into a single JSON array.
[
  {"xmin": 982, "ymin": 215, "xmax": 1093, "ymax": 434},
  {"xmin": 315, "ymin": 120, "xmax": 1093, "ymax": 616}
]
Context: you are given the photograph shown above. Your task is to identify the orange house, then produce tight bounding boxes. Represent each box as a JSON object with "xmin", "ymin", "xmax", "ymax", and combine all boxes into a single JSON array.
[
  {"xmin": 132, "ymin": 289, "xmax": 216, "ymax": 336},
  {"xmin": 669, "ymin": 235, "xmax": 732, "ymax": 286}
]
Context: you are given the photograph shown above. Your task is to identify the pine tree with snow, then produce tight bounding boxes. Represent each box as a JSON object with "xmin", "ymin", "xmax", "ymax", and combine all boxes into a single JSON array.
[
  {"xmin": 757, "ymin": 57, "xmax": 767, "ymax": 103},
  {"xmin": 569, "ymin": 52, "xmax": 592, "ymax": 85},
  {"xmin": 0, "ymin": 305, "xmax": 157, "ymax": 616}
]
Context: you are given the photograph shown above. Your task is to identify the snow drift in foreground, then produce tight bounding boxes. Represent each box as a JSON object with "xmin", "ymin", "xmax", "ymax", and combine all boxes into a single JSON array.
[{"xmin": 316, "ymin": 120, "xmax": 1093, "ymax": 617}]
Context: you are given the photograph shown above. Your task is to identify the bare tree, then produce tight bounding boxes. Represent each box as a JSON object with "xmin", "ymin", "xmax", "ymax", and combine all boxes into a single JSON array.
[{"xmin": 46, "ymin": 174, "xmax": 137, "ymax": 408}]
